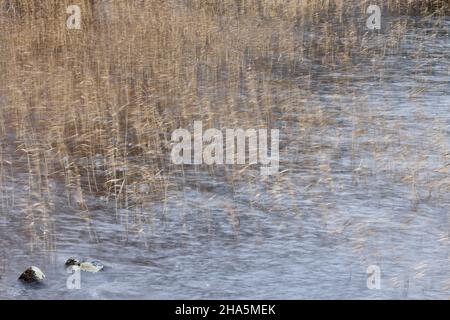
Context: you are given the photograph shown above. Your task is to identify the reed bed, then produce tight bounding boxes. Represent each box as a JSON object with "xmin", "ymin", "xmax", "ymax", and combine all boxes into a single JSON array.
[{"xmin": 0, "ymin": 0, "xmax": 448, "ymax": 251}]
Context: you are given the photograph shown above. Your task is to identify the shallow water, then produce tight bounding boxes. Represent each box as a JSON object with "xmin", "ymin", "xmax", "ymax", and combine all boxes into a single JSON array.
[{"xmin": 1, "ymin": 16, "xmax": 449, "ymax": 299}]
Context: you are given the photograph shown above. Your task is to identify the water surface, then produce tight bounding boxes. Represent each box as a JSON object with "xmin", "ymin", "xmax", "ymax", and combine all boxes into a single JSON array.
[{"xmin": 0, "ymin": 16, "xmax": 449, "ymax": 299}]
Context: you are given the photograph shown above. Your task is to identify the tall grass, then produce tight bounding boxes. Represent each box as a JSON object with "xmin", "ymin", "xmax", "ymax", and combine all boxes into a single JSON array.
[{"xmin": 0, "ymin": 0, "xmax": 448, "ymax": 248}]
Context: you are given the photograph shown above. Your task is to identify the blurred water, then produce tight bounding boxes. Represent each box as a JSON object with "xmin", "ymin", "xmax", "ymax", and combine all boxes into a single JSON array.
[{"xmin": 0, "ymin": 17, "xmax": 449, "ymax": 299}]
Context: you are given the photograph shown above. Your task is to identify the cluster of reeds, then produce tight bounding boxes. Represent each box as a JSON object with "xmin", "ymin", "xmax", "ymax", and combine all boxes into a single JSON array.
[{"xmin": 0, "ymin": 0, "xmax": 448, "ymax": 250}]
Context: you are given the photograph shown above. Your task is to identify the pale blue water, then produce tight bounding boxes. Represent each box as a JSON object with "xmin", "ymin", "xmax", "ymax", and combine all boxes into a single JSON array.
[{"xmin": 0, "ymin": 16, "xmax": 449, "ymax": 299}]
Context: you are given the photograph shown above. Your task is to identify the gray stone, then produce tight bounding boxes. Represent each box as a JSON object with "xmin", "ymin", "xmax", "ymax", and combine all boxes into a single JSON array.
[{"xmin": 18, "ymin": 266, "xmax": 45, "ymax": 283}]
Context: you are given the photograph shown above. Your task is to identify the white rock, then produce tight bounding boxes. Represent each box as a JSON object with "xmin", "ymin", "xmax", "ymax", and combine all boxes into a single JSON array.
[{"xmin": 80, "ymin": 261, "xmax": 104, "ymax": 273}]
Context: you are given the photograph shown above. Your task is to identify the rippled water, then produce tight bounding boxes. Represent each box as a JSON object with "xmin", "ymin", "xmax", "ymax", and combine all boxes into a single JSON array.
[{"xmin": 1, "ymin": 16, "xmax": 449, "ymax": 299}]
